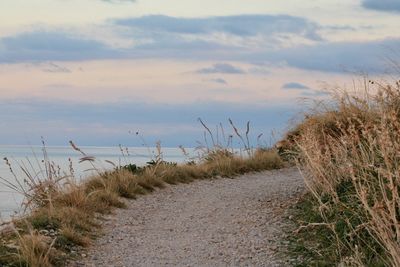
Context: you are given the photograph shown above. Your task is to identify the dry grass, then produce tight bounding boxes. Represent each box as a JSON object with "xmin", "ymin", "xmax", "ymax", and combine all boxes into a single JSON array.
[
  {"xmin": 16, "ymin": 230, "xmax": 56, "ymax": 267},
  {"xmin": 0, "ymin": 144, "xmax": 283, "ymax": 266},
  {"xmin": 59, "ymin": 225, "xmax": 91, "ymax": 247},
  {"xmin": 285, "ymin": 79, "xmax": 400, "ymax": 266}
]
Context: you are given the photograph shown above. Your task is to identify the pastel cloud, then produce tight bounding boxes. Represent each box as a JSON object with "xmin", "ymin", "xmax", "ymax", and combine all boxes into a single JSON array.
[
  {"xmin": 1, "ymin": 59, "xmax": 311, "ymax": 106},
  {"xmin": 0, "ymin": 15, "xmax": 398, "ymax": 74}
]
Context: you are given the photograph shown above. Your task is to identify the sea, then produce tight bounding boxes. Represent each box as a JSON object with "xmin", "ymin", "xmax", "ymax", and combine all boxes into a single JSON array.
[{"xmin": 0, "ymin": 145, "xmax": 192, "ymax": 221}]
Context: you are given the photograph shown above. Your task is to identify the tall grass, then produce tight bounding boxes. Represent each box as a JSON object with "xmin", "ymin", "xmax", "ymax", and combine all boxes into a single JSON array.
[
  {"xmin": 284, "ymin": 79, "xmax": 400, "ymax": 266},
  {"xmin": 0, "ymin": 121, "xmax": 284, "ymax": 266}
]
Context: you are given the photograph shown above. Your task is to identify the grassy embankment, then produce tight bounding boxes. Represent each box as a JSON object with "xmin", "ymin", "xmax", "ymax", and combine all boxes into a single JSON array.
[
  {"xmin": 0, "ymin": 121, "xmax": 284, "ymax": 266},
  {"xmin": 280, "ymin": 79, "xmax": 400, "ymax": 266}
]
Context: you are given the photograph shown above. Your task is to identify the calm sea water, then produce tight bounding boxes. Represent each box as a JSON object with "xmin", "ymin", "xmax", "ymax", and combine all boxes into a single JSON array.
[{"xmin": 0, "ymin": 145, "xmax": 191, "ymax": 220}]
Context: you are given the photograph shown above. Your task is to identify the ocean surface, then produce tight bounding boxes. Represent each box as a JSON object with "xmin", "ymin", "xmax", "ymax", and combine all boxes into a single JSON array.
[{"xmin": 0, "ymin": 145, "xmax": 191, "ymax": 220}]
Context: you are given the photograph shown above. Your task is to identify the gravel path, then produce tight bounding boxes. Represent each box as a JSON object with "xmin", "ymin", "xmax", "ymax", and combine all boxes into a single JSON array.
[{"xmin": 72, "ymin": 167, "xmax": 304, "ymax": 267}]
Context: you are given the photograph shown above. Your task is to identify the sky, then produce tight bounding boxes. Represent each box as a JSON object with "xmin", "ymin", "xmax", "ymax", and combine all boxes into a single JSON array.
[{"xmin": 0, "ymin": 0, "xmax": 399, "ymax": 147}]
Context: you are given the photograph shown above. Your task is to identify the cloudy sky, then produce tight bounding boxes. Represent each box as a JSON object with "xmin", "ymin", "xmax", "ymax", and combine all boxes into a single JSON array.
[{"xmin": 0, "ymin": 0, "xmax": 399, "ymax": 147}]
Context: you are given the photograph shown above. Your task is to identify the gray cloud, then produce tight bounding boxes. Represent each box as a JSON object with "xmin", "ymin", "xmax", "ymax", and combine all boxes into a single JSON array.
[
  {"xmin": 2, "ymin": 32, "xmax": 101, "ymax": 52},
  {"xmin": 112, "ymin": 14, "xmax": 323, "ymax": 61},
  {"xmin": 1, "ymin": 17, "xmax": 398, "ymax": 74},
  {"xmin": 210, "ymin": 78, "xmax": 228, "ymax": 84},
  {"xmin": 362, "ymin": 0, "xmax": 400, "ymax": 12},
  {"xmin": 0, "ymin": 31, "xmax": 119, "ymax": 62},
  {"xmin": 0, "ymin": 28, "xmax": 236, "ymax": 63},
  {"xmin": 282, "ymin": 82, "xmax": 310, "ymax": 90},
  {"xmin": 41, "ymin": 62, "xmax": 71, "ymax": 73},
  {"xmin": 323, "ymin": 25, "xmax": 356, "ymax": 31},
  {"xmin": 115, "ymin": 14, "xmax": 322, "ymax": 40},
  {"xmin": 251, "ymin": 38, "xmax": 400, "ymax": 73},
  {"xmin": 197, "ymin": 63, "xmax": 245, "ymax": 74}
]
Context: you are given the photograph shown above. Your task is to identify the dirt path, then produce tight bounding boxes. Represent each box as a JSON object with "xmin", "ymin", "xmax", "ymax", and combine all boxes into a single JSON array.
[{"xmin": 72, "ymin": 167, "xmax": 304, "ymax": 267}]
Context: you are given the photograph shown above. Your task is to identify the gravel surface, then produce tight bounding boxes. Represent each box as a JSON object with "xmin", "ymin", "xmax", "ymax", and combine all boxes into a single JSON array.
[{"xmin": 71, "ymin": 167, "xmax": 304, "ymax": 267}]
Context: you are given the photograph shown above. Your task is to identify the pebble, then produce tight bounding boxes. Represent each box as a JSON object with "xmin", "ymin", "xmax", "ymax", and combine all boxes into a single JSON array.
[
  {"xmin": 69, "ymin": 167, "xmax": 304, "ymax": 267},
  {"xmin": 39, "ymin": 229, "xmax": 49, "ymax": 235},
  {"xmin": 0, "ymin": 222, "xmax": 15, "ymax": 236}
]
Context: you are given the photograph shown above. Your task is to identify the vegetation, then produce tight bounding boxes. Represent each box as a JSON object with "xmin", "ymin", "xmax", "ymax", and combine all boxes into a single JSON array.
[
  {"xmin": 7, "ymin": 76, "xmax": 400, "ymax": 266},
  {"xmin": 0, "ymin": 120, "xmax": 284, "ymax": 266},
  {"xmin": 283, "ymin": 79, "xmax": 400, "ymax": 266}
]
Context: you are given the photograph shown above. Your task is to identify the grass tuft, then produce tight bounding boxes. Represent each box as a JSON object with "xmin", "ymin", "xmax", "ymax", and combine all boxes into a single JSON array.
[
  {"xmin": 284, "ymin": 78, "xmax": 400, "ymax": 266},
  {"xmin": 0, "ymin": 137, "xmax": 284, "ymax": 266},
  {"xmin": 17, "ymin": 230, "xmax": 56, "ymax": 267}
]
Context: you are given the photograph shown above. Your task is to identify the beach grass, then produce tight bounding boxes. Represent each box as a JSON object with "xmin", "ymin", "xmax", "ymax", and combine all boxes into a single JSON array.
[
  {"xmin": 0, "ymin": 125, "xmax": 284, "ymax": 266},
  {"xmin": 283, "ymin": 78, "xmax": 400, "ymax": 266}
]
